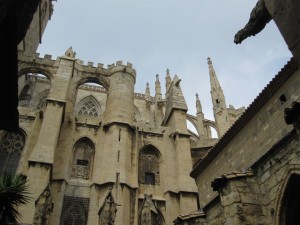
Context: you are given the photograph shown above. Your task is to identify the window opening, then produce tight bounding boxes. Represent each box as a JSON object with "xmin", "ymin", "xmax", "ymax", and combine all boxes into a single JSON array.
[
  {"xmin": 0, "ymin": 131, "xmax": 25, "ymax": 174},
  {"xmin": 71, "ymin": 139, "xmax": 94, "ymax": 180},
  {"xmin": 77, "ymin": 160, "xmax": 88, "ymax": 166},
  {"xmin": 280, "ymin": 94, "xmax": 287, "ymax": 105},
  {"xmin": 139, "ymin": 146, "xmax": 160, "ymax": 185},
  {"xmin": 144, "ymin": 172, "xmax": 155, "ymax": 185},
  {"xmin": 78, "ymin": 99, "xmax": 99, "ymax": 117}
]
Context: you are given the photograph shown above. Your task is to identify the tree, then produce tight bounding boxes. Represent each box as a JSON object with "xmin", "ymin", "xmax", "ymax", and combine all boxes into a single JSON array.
[{"xmin": 0, "ymin": 172, "xmax": 30, "ymax": 225}]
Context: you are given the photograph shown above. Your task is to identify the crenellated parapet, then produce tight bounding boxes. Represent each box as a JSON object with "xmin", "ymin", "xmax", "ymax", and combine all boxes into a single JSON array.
[{"xmin": 18, "ymin": 52, "xmax": 58, "ymax": 79}]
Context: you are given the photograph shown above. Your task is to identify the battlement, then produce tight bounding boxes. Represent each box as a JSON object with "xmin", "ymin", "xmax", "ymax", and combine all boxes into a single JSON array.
[
  {"xmin": 108, "ymin": 61, "xmax": 136, "ymax": 80},
  {"xmin": 31, "ymin": 51, "xmax": 136, "ymax": 69}
]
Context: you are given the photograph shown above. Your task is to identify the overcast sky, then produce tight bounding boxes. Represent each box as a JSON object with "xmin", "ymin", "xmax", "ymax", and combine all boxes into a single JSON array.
[{"xmin": 37, "ymin": 0, "xmax": 292, "ymax": 122}]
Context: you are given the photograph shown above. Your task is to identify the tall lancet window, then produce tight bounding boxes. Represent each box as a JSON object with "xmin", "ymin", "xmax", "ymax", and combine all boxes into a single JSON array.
[
  {"xmin": 77, "ymin": 96, "xmax": 101, "ymax": 118},
  {"xmin": 71, "ymin": 138, "xmax": 95, "ymax": 180},
  {"xmin": 138, "ymin": 145, "xmax": 161, "ymax": 185},
  {"xmin": 0, "ymin": 130, "xmax": 25, "ymax": 174}
]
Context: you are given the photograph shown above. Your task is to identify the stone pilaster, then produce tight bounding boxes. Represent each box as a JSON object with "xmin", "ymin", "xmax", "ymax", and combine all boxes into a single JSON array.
[
  {"xmin": 19, "ymin": 54, "xmax": 75, "ymax": 224},
  {"xmin": 212, "ymin": 171, "xmax": 266, "ymax": 225}
]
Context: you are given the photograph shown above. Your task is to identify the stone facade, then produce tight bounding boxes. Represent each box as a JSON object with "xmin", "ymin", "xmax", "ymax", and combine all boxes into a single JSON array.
[
  {"xmin": 7, "ymin": 1, "xmax": 300, "ymax": 224},
  {"xmin": 0, "ymin": 45, "xmax": 243, "ymax": 224},
  {"xmin": 176, "ymin": 58, "xmax": 300, "ymax": 225},
  {"xmin": 175, "ymin": 0, "xmax": 300, "ymax": 223}
]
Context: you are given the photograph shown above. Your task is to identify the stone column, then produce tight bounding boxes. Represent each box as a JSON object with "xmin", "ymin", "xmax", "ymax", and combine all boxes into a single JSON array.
[{"xmin": 95, "ymin": 62, "xmax": 136, "ymax": 224}]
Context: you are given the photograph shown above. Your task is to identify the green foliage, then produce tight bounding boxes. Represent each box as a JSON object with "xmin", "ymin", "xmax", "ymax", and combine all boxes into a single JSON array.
[{"xmin": 0, "ymin": 172, "xmax": 30, "ymax": 225}]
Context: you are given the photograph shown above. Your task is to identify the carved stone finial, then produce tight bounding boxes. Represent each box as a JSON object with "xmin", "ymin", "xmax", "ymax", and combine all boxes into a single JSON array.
[
  {"xmin": 65, "ymin": 46, "xmax": 76, "ymax": 58},
  {"xmin": 145, "ymin": 82, "xmax": 150, "ymax": 97},
  {"xmin": 196, "ymin": 93, "xmax": 202, "ymax": 113},
  {"xmin": 207, "ymin": 57, "xmax": 212, "ymax": 64},
  {"xmin": 166, "ymin": 69, "xmax": 170, "ymax": 74}
]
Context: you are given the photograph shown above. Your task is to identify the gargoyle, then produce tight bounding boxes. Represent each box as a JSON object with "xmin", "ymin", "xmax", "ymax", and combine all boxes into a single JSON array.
[{"xmin": 234, "ymin": 0, "xmax": 272, "ymax": 44}]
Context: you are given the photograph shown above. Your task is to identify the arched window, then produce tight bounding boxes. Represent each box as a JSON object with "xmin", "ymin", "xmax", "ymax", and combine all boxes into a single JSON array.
[
  {"xmin": 77, "ymin": 96, "xmax": 101, "ymax": 118},
  {"xmin": 138, "ymin": 145, "xmax": 161, "ymax": 185},
  {"xmin": 60, "ymin": 196, "xmax": 90, "ymax": 225},
  {"xmin": 19, "ymin": 84, "xmax": 32, "ymax": 107},
  {"xmin": 0, "ymin": 130, "xmax": 25, "ymax": 174},
  {"xmin": 71, "ymin": 138, "xmax": 95, "ymax": 180}
]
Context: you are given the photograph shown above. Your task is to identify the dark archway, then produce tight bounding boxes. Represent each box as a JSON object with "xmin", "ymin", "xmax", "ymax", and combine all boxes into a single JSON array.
[{"xmin": 279, "ymin": 174, "xmax": 300, "ymax": 225}]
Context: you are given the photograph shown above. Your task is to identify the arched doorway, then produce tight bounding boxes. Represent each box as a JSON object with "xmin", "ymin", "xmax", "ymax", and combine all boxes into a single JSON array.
[{"xmin": 279, "ymin": 174, "xmax": 300, "ymax": 225}]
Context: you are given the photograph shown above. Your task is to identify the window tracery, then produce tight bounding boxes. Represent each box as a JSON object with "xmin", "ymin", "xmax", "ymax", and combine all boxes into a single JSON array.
[
  {"xmin": 77, "ymin": 98, "xmax": 100, "ymax": 118},
  {"xmin": 37, "ymin": 95, "xmax": 47, "ymax": 110},
  {"xmin": 0, "ymin": 131, "xmax": 25, "ymax": 174},
  {"xmin": 60, "ymin": 196, "xmax": 90, "ymax": 225}
]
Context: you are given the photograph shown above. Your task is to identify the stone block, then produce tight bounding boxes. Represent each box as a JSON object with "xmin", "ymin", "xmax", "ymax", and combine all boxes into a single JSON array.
[{"xmin": 221, "ymin": 191, "xmax": 241, "ymax": 206}]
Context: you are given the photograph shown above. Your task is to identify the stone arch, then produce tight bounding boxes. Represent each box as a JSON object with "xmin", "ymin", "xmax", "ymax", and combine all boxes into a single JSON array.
[
  {"xmin": 138, "ymin": 145, "xmax": 162, "ymax": 185},
  {"xmin": 204, "ymin": 120, "xmax": 218, "ymax": 139},
  {"xmin": 0, "ymin": 129, "xmax": 26, "ymax": 174},
  {"xmin": 76, "ymin": 95, "xmax": 102, "ymax": 118},
  {"xmin": 18, "ymin": 67, "xmax": 53, "ymax": 81},
  {"xmin": 71, "ymin": 137, "xmax": 95, "ymax": 180},
  {"xmin": 186, "ymin": 115, "xmax": 199, "ymax": 135},
  {"xmin": 275, "ymin": 169, "xmax": 300, "ymax": 225},
  {"xmin": 76, "ymin": 77, "xmax": 109, "ymax": 91}
]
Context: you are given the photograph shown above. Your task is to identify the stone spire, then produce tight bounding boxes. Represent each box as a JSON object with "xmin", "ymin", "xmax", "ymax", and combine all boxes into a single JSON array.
[
  {"xmin": 155, "ymin": 74, "xmax": 162, "ymax": 99},
  {"xmin": 162, "ymin": 74, "xmax": 188, "ymax": 126},
  {"xmin": 208, "ymin": 57, "xmax": 226, "ymax": 110},
  {"xmin": 208, "ymin": 57, "xmax": 230, "ymax": 137},
  {"xmin": 166, "ymin": 69, "xmax": 171, "ymax": 93},
  {"xmin": 145, "ymin": 82, "xmax": 150, "ymax": 98},
  {"xmin": 196, "ymin": 93, "xmax": 202, "ymax": 114},
  {"xmin": 196, "ymin": 93, "xmax": 207, "ymax": 140}
]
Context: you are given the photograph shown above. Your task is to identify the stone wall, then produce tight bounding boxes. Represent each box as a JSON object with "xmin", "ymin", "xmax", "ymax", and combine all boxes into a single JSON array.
[{"xmin": 193, "ymin": 60, "xmax": 300, "ymax": 207}]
